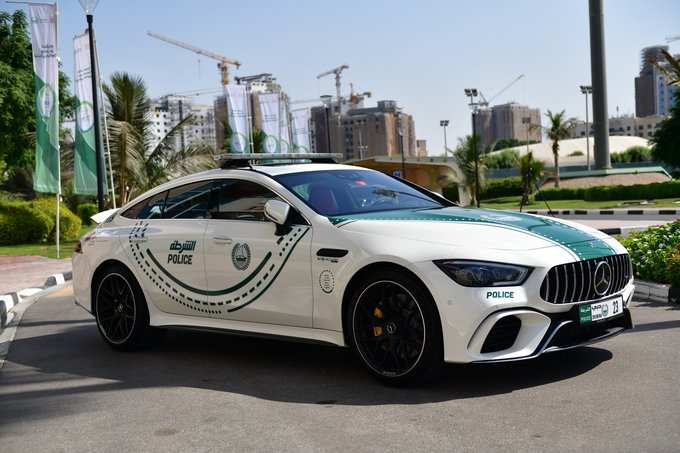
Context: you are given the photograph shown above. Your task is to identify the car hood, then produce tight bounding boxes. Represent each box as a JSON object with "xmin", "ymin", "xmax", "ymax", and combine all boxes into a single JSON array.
[{"xmin": 328, "ymin": 207, "xmax": 618, "ymax": 259}]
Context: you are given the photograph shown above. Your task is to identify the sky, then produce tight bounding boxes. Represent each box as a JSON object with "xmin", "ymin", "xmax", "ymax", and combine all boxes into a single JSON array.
[{"xmin": 5, "ymin": 0, "xmax": 680, "ymax": 154}]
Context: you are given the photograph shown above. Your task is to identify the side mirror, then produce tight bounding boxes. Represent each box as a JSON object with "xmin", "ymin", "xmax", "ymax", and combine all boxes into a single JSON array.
[{"xmin": 264, "ymin": 199, "xmax": 291, "ymax": 236}]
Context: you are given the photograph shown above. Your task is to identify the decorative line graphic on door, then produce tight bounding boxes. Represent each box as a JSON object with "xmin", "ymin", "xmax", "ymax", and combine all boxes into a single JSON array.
[{"xmin": 127, "ymin": 221, "xmax": 309, "ymax": 315}]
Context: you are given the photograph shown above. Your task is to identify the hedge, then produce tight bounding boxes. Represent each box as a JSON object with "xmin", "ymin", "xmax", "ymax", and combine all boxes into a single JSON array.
[
  {"xmin": 538, "ymin": 180, "xmax": 680, "ymax": 201},
  {"xmin": 0, "ymin": 201, "xmax": 53, "ymax": 245},
  {"xmin": 77, "ymin": 203, "xmax": 98, "ymax": 225},
  {"xmin": 620, "ymin": 220, "xmax": 680, "ymax": 286},
  {"xmin": 0, "ymin": 198, "xmax": 82, "ymax": 245},
  {"xmin": 480, "ymin": 177, "xmax": 523, "ymax": 199}
]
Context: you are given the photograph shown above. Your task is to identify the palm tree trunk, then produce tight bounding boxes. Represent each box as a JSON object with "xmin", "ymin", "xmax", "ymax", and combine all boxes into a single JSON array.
[{"xmin": 553, "ymin": 141, "xmax": 560, "ymax": 188}]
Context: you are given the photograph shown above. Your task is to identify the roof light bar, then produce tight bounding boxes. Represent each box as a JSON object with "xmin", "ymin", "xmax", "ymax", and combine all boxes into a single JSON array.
[{"xmin": 214, "ymin": 153, "xmax": 343, "ymax": 169}]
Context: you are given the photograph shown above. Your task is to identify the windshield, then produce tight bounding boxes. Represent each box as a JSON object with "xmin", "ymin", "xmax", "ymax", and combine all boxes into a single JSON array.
[{"xmin": 274, "ymin": 169, "xmax": 443, "ymax": 216}]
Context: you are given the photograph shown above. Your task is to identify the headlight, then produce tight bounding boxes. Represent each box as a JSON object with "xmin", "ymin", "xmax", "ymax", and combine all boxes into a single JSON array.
[{"xmin": 434, "ymin": 260, "xmax": 531, "ymax": 287}]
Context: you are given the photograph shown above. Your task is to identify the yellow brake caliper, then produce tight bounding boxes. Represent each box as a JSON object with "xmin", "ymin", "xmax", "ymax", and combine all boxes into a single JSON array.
[{"xmin": 372, "ymin": 307, "xmax": 383, "ymax": 336}]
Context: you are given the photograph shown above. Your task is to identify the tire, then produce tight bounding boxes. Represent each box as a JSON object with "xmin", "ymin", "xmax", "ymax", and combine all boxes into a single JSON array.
[
  {"xmin": 93, "ymin": 263, "xmax": 151, "ymax": 351},
  {"xmin": 346, "ymin": 268, "xmax": 444, "ymax": 386}
]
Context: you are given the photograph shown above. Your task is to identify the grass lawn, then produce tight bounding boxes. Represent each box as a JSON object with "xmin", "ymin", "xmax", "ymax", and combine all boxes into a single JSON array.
[
  {"xmin": 0, "ymin": 225, "xmax": 94, "ymax": 260},
  {"xmin": 481, "ymin": 196, "xmax": 680, "ymax": 210}
]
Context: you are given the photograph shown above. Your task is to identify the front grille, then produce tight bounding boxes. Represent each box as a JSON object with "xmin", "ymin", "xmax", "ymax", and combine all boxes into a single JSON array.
[{"xmin": 540, "ymin": 254, "xmax": 632, "ymax": 304}]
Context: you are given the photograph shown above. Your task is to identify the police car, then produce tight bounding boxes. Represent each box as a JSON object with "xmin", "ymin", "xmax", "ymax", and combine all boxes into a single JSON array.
[{"xmin": 73, "ymin": 153, "xmax": 634, "ymax": 384}]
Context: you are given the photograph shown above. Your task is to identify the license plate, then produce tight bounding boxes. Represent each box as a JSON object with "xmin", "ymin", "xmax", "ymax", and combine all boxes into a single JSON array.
[{"xmin": 579, "ymin": 297, "xmax": 623, "ymax": 324}]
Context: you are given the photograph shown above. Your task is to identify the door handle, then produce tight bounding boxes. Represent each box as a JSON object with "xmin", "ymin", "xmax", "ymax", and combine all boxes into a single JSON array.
[{"xmin": 213, "ymin": 236, "xmax": 233, "ymax": 244}]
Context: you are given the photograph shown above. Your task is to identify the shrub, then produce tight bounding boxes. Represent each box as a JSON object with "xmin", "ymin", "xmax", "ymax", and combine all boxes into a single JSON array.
[
  {"xmin": 480, "ymin": 177, "xmax": 523, "ymax": 199},
  {"xmin": 568, "ymin": 150, "xmax": 584, "ymax": 157},
  {"xmin": 619, "ymin": 220, "xmax": 680, "ymax": 285},
  {"xmin": 77, "ymin": 203, "xmax": 98, "ymax": 225},
  {"xmin": 484, "ymin": 149, "xmax": 520, "ymax": 169},
  {"xmin": 611, "ymin": 145, "xmax": 652, "ymax": 164},
  {"xmin": 539, "ymin": 180, "xmax": 680, "ymax": 201},
  {"xmin": 28, "ymin": 198, "xmax": 82, "ymax": 241},
  {"xmin": 0, "ymin": 200, "xmax": 53, "ymax": 245}
]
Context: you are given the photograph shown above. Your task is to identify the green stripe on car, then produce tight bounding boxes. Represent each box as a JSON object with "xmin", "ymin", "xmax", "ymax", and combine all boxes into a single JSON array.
[{"xmin": 329, "ymin": 207, "xmax": 615, "ymax": 261}]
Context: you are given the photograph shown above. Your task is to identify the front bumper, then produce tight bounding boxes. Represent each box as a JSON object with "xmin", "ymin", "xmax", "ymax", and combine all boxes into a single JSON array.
[{"xmin": 470, "ymin": 305, "xmax": 633, "ymax": 363}]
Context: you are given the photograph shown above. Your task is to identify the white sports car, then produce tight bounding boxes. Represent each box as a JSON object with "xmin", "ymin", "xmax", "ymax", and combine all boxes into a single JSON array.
[{"xmin": 73, "ymin": 154, "xmax": 634, "ymax": 384}]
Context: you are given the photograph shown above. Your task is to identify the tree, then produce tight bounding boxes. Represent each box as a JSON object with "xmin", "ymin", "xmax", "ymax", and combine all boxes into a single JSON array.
[
  {"xmin": 543, "ymin": 110, "xmax": 575, "ymax": 188},
  {"xmin": 484, "ymin": 148, "xmax": 520, "ymax": 169},
  {"xmin": 453, "ymin": 134, "xmax": 486, "ymax": 206},
  {"xmin": 517, "ymin": 151, "xmax": 544, "ymax": 207},
  {"xmin": 103, "ymin": 72, "xmax": 215, "ymax": 206},
  {"xmin": 656, "ymin": 49, "xmax": 680, "ymax": 87},
  {"xmin": 492, "ymin": 138, "xmax": 538, "ymax": 151},
  {"xmin": 651, "ymin": 98, "xmax": 680, "ymax": 168},
  {"xmin": 0, "ymin": 10, "xmax": 76, "ymax": 178},
  {"xmin": 651, "ymin": 52, "xmax": 680, "ymax": 168}
]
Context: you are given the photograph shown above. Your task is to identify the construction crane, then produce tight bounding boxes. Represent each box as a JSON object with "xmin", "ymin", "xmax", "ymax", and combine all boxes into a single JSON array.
[
  {"xmin": 147, "ymin": 31, "xmax": 242, "ymax": 87},
  {"xmin": 478, "ymin": 74, "xmax": 525, "ymax": 108},
  {"xmin": 317, "ymin": 64, "xmax": 349, "ymax": 114},
  {"xmin": 666, "ymin": 35, "xmax": 680, "ymax": 43}
]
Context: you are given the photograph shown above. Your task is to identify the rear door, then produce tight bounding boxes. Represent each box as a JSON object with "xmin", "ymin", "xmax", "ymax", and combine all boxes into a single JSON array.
[
  {"xmin": 203, "ymin": 178, "xmax": 314, "ymax": 327},
  {"xmin": 122, "ymin": 181, "xmax": 212, "ymax": 316}
]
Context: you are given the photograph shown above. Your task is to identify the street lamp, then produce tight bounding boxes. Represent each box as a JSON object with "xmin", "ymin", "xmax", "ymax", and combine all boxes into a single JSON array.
[
  {"xmin": 397, "ymin": 116, "xmax": 406, "ymax": 179},
  {"xmin": 78, "ymin": 0, "xmax": 106, "ymax": 211},
  {"xmin": 464, "ymin": 88, "xmax": 480, "ymax": 207},
  {"xmin": 580, "ymin": 85, "xmax": 593, "ymax": 171},
  {"xmin": 440, "ymin": 120, "xmax": 449, "ymax": 159}
]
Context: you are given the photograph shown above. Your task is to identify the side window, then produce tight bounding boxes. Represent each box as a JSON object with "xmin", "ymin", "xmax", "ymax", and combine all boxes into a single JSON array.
[
  {"xmin": 121, "ymin": 191, "xmax": 167, "ymax": 219},
  {"xmin": 211, "ymin": 179, "xmax": 280, "ymax": 221},
  {"xmin": 163, "ymin": 181, "xmax": 212, "ymax": 219}
]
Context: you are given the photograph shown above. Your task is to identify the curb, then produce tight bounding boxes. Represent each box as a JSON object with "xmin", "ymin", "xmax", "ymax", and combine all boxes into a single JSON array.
[
  {"xmin": 598, "ymin": 226, "xmax": 652, "ymax": 237},
  {"xmin": 523, "ymin": 208, "xmax": 679, "ymax": 217},
  {"xmin": 633, "ymin": 280, "xmax": 679, "ymax": 304},
  {"xmin": 0, "ymin": 271, "xmax": 72, "ymax": 331}
]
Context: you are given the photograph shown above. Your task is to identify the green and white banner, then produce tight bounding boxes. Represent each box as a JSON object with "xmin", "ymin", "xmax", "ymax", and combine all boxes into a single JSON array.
[
  {"xmin": 258, "ymin": 92, "xmax": 280, "ymax": 153},
  {"xmin": 73, "ymin": 30, "xmax": 100, "ymax": 195},
  {"xmin": 291, "ymin": 108, "xmax": 311, "ymax": 153},
  {"xmin": 28, "ymin": 4, "xmax": 60, "ymax": 193},
  {"xmin": 279, "ymin": 100, "xmax": 291, "ymax": 154},
  {"xmin": 225, "ymin": 84, "xmax": 250, "ymax": 154}
]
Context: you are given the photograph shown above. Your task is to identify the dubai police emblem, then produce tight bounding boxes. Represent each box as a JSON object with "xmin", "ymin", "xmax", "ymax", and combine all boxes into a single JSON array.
[{"xmin": 231, "ymin": 243, "xmax": 251, "ymax": 271}]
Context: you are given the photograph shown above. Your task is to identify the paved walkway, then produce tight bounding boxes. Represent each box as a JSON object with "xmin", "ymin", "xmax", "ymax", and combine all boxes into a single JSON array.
[{"xmin": 0, "ymin": 256, "xmax": 71, "ymax": 295}]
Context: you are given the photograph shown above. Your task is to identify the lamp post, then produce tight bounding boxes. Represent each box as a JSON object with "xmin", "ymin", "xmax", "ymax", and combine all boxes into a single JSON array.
[
  {"xmin": 397, "ymin": 116, "xmax": 406, "ymax": 179},
  {"xmin": 464, "ymin": 88, "xmax": 480, "ymax": 207},
  {"xmin": 440, "ymin": 120, "xmax": 450, "ymax": 160},
  {"xmin": 78, "ymin": 0, "xmax": 106, "ymax": 210},
  {"xmin": 580, "ymin": 85, "xmax": 593, "ymax": 171}
]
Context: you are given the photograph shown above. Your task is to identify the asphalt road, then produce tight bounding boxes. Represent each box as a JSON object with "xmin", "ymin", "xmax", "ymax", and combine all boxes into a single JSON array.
[{"xmin": 1, "ymin": 286, "xmax": 679, "ymax": 453}]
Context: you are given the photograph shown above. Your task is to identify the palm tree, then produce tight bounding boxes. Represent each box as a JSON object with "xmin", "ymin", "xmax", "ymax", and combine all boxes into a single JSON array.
[
  {"xmin": 103, "ymin": 72, "xmax": 215, "ymax": 205},
  {"xmin": 544, "ymin": 110, "xmax": 575, "ymax": 188},
  {"xmin": 517, "ymin": 151, "xmax": 545, "ymax": 207},
  {"xmin": 656, "ymin": 50, "xmax": 680, "ymax": 87},
  {"xmin": 453, "ymin": 134, "xmax": 486, "ymax": 206}
]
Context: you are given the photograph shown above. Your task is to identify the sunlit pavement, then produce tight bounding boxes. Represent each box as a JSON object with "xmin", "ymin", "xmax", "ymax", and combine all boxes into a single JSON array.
[{"xmin": 1, "ymin": 285, "xmax": 679, "ymax": 452}]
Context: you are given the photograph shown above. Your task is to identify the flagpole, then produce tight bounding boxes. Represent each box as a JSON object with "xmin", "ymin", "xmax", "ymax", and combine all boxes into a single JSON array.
[
  {"xmin": 92, "ymin": 29, "xmax": 116, "ymax": 208},
  {"xmin": 55, "ymin": 0, "xmax": 60, "ymax": 259}
]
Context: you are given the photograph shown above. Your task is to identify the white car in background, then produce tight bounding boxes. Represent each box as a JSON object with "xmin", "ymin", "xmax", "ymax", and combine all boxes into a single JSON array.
[{"xmin": 73, "ymin": 154, "xmax": 634, "ymax": 385}]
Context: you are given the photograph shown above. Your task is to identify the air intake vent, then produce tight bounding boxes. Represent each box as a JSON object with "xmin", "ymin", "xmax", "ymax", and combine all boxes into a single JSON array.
[{"xmin": 540, "ymin": 254, "xmax": 632, "ymax": 304}]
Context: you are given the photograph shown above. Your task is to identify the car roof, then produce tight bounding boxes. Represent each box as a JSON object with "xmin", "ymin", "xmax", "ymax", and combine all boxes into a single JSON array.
[{"xmin": 136, "ymin": 163, "xmax": 370, "ymax": 197}]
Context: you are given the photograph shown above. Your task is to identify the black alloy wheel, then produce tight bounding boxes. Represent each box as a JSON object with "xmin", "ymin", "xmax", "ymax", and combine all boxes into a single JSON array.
[
  {"xmin": 96, "ymin": 273, "xmax": 136, "ymax": 344},
  {"xmin": 94, "ymin": 264, "xmax": 150, "ymax": 350},
  {"xmin": 348, "ymin": 270, "xmax": 443, "ymax": 385}
]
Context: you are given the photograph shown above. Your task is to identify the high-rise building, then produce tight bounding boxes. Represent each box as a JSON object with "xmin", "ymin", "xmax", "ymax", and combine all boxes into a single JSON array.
[
  {"xmin": 635, "ymin": 45, "xmax": 679, "ymax": 117},
  {"xmin": 311, "ymin": 100, "xmax": 416, "ymax": 160},
  {"xmin": 474, "ymin": 102, "xmax": 542, "ymax": 150},
  {"xmin": 149, "ymin": 95, "xmax": 216, "ymax": 150}
]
